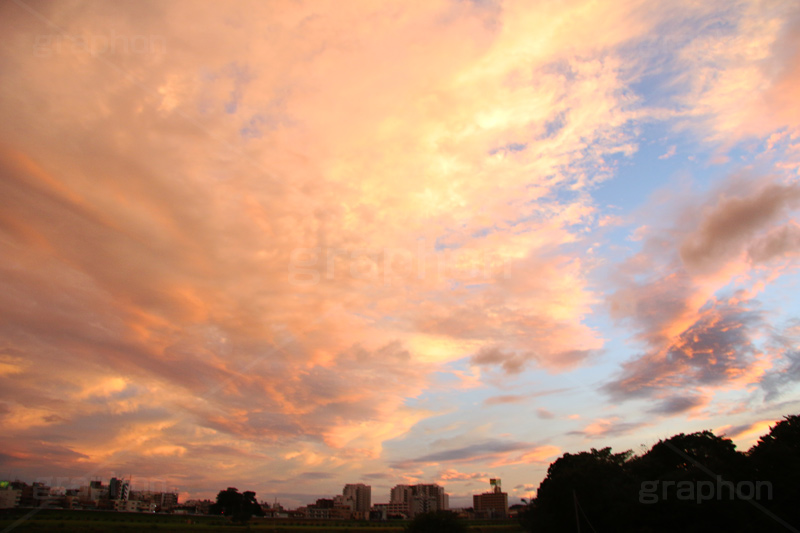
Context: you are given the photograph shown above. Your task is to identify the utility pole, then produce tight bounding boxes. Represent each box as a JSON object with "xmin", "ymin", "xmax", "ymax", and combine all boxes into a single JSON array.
[{"xmin": 573, "ymin": 490, "xmax": 581, "ymax": 533}]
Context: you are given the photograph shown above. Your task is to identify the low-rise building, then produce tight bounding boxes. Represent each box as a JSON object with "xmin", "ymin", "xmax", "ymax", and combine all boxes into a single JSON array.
[
  {"xmin": 370, "ymin": 503, "xmax": 388, "ymax": 521},
  {"xmin": 473, "ymin": 479, "xmax": 508, "ymax": 519}
]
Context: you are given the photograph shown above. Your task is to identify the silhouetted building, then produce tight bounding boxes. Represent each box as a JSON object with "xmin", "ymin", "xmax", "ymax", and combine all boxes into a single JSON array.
[
  {"xmin": 31, "ymin": 482, "xmax": 53, "ymax": 508},
  {"xmin": 371, "ymin": 503, "xmax": 388, "ymax": 520},
  {"xmin": 315, "ymin": 498, "xmax": 334, "ymax": 509},
  {"xmin": 306, "ymin": 506, "xmax": 331, "ymax": 519},
  {"xmin": 184, "ymin": 498, "xmax": 212, "ymax": 514},
  {"xmin": 11, "ymin": 482, "xmax": 33, "ymax": 507},
  {"xmin": 0, "ymin": 482, "xmax": 21, "ymax": 509},
  {"xmin": 109, "ymin": 478, "xmax": 121, "ymax": 500},
  {"xmin": 473, "ymin": 479, "xmax": 508, "ymax": 518},
  {"xmin": 303, "ymin": 497, "xmax": 335, "ymax": 519},
  {"xmin": 128, "ymin": 490, "xmax": 178, "ymax": 511},
  {"xmin": 78, "ymin": 480, "xmax": 107, "ymax": 505},
  {"xmin": 160, "ymin": 491, "xmax": 178, "ymax": 510}
]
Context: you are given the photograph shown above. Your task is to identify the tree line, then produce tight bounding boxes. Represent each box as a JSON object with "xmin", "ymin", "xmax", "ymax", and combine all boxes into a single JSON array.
[{"xmin": 518, "ymin": 414, "xmax": 800, "ymax": 532}]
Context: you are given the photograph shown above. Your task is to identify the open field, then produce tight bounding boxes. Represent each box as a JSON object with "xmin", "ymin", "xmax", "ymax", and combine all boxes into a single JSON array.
[{"xmin": 0, "ymin": 510, "xmax": 526, "ymax": 533}]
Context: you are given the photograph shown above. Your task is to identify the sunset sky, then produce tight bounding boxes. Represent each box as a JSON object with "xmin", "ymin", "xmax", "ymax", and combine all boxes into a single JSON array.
[{"xmin": 2, "ymin": 0, "xmax": 800, "ymax": 508}]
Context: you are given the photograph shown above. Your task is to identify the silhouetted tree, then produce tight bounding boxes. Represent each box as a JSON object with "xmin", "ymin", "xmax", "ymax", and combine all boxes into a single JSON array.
[
  {"xmin": 749, "ymin": 415, "xmax": 800, "ymax": 530},
  {"xmin": 405, "ymin": 511, "xmax": 467, "ymax": 533},
  {"xmin": 527, "ymin": 447, "xmax": 638, "ymax": 532},
  {"xmin": 632, "ymin": 431, "xmax": 748, "ymax": 477},
  {"xmin": 209, "ymin": 487, "xmax": 264, "ymax": 524},
  {"xmin": 629, "ymin": 431, "xmax": 758, "ymax": 532},
  {"xmin": 516, "ymin": 498, "xmax": 535, "ymax": 532},
  {"xmin": 521, "ymin": 422, "xmax": 800, "ymax": 533}
]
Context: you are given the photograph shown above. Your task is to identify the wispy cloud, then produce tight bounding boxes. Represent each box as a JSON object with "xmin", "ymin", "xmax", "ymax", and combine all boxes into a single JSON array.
[
  {"xmin": 483, "ymin": 388, "xmax": 571, "ymax": 406},
  {"xmin": 568, "ymin": 417, "xmax": 648, "ymax": 439},
  {"xmin": 658, "ymin": 145, "xmax": 677, "ymax": 159}
]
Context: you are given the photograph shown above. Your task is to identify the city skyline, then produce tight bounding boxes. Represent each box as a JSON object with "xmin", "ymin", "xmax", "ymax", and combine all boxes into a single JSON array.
[
  {"xmin": 1, "ymin": 474, "xmax": 461, "ymax": 513},
  {"xmin": 2, "ymin": 0, "xmax": 800, "ymax": 510}
]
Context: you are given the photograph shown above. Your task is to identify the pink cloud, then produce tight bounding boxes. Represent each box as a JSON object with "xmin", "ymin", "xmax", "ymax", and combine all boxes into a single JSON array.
[
  {"xmin": 569, "ymin": 417, "xmax": 648, "ymax": 439},
  {"xmin": 680, "ymin": 182, "xmax": 800, "ymax": 275}
]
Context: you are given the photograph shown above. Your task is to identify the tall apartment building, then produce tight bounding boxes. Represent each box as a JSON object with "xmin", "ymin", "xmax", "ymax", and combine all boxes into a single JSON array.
[
  {"xmin": 108, "ymin": 477, "xmax": 130, "ymax": 501},
  {"xmin": 389, "ymin": 484, "xmax": 413, "ymax": 507},
  {"xmin": 160, "ymin": 491, "xmax": 178, "ymax": 509},
  {"xmin": 109, "ymin": 478, "xmax": 121, "ymax": 500},
  {"xmin": 342, "ymin": 483, "xmax": 371, "ymax": 514},
  {"xmin": 389, "ymin": 484, "xmax": 448, "ymax": 518}
]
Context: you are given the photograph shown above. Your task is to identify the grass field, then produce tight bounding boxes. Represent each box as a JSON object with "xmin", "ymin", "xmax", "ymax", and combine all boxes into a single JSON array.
[{"xmin": 0, "ymin": 509, "xmax": 526, "ymax": 532}]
